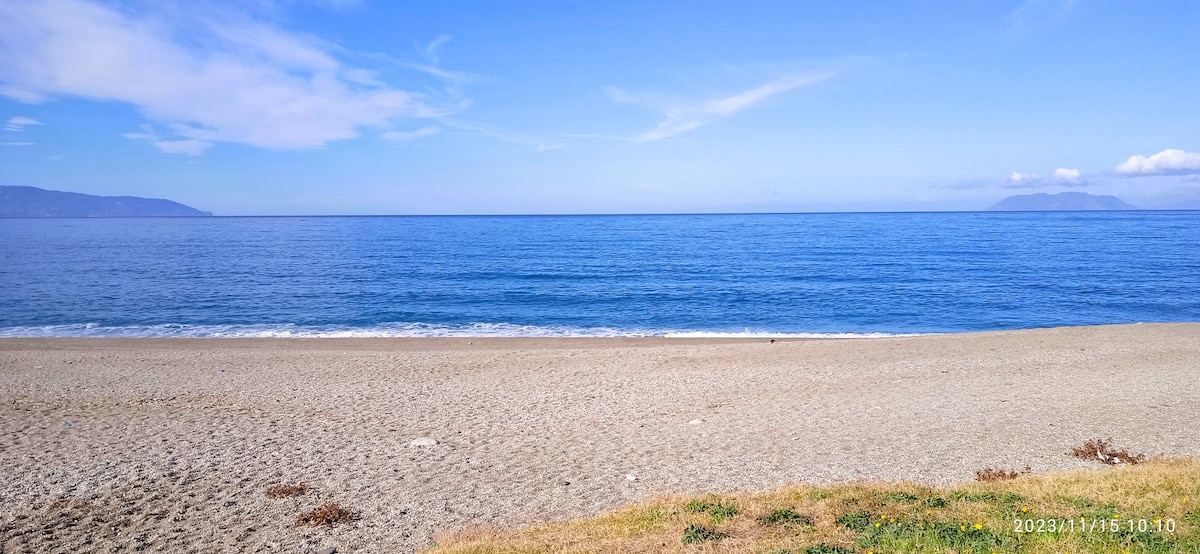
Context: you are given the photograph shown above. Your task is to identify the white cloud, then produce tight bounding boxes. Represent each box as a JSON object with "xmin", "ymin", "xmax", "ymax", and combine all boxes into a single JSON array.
[
  {"xmin": 1009, "ymin": 171, "xmax": 1041, "ymax": 183},
  {"xmin": 1053, "ymin": 167, "xmax": 1081, "ymax": 183},
  {"xmin": 2, "ymin": 141, "xmax": 34, "ymax": 146},
  {"xmin": 123, "ymin": 127, "xmax": 213, "ymax": 156},
  {"xmin": 1115, "ymin": 148, "xmax": 1200, "ymax": 175},
  {"xmin": 1006, "ymin": 168, "xmax": 1089, "ymax": 188},
  {"xmin": 608, "ymin": 72, "xmax": 833, "ymax": 143},
  {"xmin": 381, "ymin": 126, "xmax": 440, "ymax": 142},
  {"xmin": 3, "ymin": 116, "xmax": 42, "ymax": 132},
  {"xmin": 0, "ymin": 0, "xmax": 466, "ymax": 153}
]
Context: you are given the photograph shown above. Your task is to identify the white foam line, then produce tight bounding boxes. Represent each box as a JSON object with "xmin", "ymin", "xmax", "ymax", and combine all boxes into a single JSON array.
[{"xmin": 0, "ymin": 323, "xmax": 929, "ymax": 339}]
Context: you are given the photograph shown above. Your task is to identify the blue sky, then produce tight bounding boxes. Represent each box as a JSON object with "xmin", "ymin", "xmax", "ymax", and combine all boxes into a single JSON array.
[{"xmin": 2, "ymin": 0, "xmax": 1199, "ymax": 215}]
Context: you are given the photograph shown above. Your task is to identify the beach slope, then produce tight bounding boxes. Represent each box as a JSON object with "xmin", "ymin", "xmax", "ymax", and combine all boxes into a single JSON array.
[{"xmin": 1, "ymin": 324, "xmax": 1197, "ymax": 552}]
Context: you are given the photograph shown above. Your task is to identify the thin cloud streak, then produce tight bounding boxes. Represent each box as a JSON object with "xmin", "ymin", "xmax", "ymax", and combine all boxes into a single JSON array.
[
  {"xmin": 4, "ymin": 116, "xmax": 43, "ymax": 132},
  {"xmin": 609, "ymin": 72, "xmax": 833, "ymax": 143},
  {"xmin": 442, "ymin": 120, "xmax": 563, "ymax": 152},
  {"xmin": 381, "ymin": 126, "xmax": 441, "ymax": 142}
]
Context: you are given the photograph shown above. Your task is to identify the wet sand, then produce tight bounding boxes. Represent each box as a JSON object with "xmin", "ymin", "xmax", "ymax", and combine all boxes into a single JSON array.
[{"xmin": 1, "ymin": 324, "xmax": 1197, "ymax": 553}]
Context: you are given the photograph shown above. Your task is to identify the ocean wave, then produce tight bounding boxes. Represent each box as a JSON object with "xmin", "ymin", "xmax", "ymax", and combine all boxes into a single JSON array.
[{"xmin": 0, "ymin": 322, "xmax": 922, "ymax": 339}]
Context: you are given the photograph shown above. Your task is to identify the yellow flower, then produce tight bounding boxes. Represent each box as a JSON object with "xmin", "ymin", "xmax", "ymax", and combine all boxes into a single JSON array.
[
  {"xmin": 875, "ymin": 522, "xmax": 881, "ymax": 527},
  {"xmin": 975, "ymin": 523, "xmax": 983, "ymax": 529},
  {"xmin": 960, "ymin": 525, "xmax": 966, "ymax": 531},
  {"xmin": 1115, "ymin": 513, "xmax": 1120, "ymax": 518},
  {"xmin": 1021, "ymin": 506, "xmax": 1028, "ymax": 512}
]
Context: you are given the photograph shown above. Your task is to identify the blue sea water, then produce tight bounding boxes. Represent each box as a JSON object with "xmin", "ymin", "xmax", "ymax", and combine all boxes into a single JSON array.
[{"xmin": 1, "ymin": 212, "xmax": 1197, "ymax": 337}]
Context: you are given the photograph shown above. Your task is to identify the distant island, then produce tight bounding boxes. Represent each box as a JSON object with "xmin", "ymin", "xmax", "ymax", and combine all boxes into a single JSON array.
[
  {"xmin": 987, "ymin": 191, "xmax": 1138, "ymax": 211},
  {"xmin": 0, "ymin": 186, "xmax": 212, "ymax": 217}
]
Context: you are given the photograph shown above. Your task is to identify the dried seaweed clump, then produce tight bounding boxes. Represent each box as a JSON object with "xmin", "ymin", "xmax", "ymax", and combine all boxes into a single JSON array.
[
  {"xmin": 296, "ymin": 502, "xmax": 357, "ymax": 527},
  {"xmin": 1069, "ymin": 438, "xmax": 1147, "ymax": 465}
]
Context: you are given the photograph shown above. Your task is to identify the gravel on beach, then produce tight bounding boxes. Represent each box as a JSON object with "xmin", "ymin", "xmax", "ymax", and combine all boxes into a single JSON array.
[{"xmin": 1, "ymin": 324, "xmax": 1197, "ymax": 553}]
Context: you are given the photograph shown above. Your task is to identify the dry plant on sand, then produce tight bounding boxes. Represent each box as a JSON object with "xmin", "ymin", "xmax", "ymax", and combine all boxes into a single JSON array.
[
  {"xmin": 296, "ymin": 502, "xmax": 357, "ymax": 527},
  {"xmin": 1069, "ymin": 438, "xmax": 1148, "ymax": 465},
  {"xmin": 264, "ymin": 482, "xmax": 309, "ymax": 499},
  {"xmin": 974, "ymin": 466, "xmax": 1032, "ymax": 482}
]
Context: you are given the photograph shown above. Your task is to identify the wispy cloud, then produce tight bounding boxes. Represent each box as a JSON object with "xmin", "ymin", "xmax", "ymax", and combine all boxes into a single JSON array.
[
  {"xmin": 363, "ymin": 53, "xmax": 478, "ymax": 86},
  {"xmin": 1116, "ymin": 148, "xmax": 1200, "ymax": 176},
  {"xmin": 3, "ymin": 116, "xmax": 42, "ymax": 132},
  {"xmin": 607, "ymin": 72, "xmax": 833, "ymax": 143},
  {"xmin": 442, "ymin": 120, "xmax": 563, "ymax": 152},
  {"xmin": 2, "ymin": 141, "xmax": 34, "ymax": 146},
  {"xmin": 381, "ymin": 126, "xmax": 441, "ymax": 142},
  {"xmin": 420, "ymin": 34, "xmax": 453, "ymax": 65},
  {"xmin": 123, "ymin": 126, "xmax": 213, "ymax": 156},
  {"xmin": 1007, "ymin": 0, "xmax": 1076, "ymax": 32},
  {"xmin": 0, "ymin": 0, "xmax": 467, "ymax": 153}
]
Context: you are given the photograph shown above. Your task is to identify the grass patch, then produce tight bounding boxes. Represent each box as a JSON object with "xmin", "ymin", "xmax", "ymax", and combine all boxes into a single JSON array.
[
  {"xmin": 1070, "ymin": 437, "xmax": 1148, "ymax": 465},
  {"xmin": 264, "ymin": 482, "xmax": 309, "ymax": 499},
  {"xmin": 685, "ymin": 496, "xmax": 739, "ymax": 522},
  {"xmin": 802, "ymin": 544, "xmax": 856, "ymax": 554},
  {"xmin": 922, "ymin": 496, "xmax": 948, "ymax": 508},
  {"xmin": 295, "ymin": 502, "xmax": 356, "ymax": 527},
  {"xmin": 681, "ymin": 522, "xmax": 725, "ymax": 543},
  {"xmin": 757, "ymin": 508, "xmax": 814, "ymax": 526},
  {"xmin": 424, "ymin": 457, "xmax": 1200, "ymax": 553},
  {"xmin": 976, "ymin": 466, "xmax": 1032, "ymax": 482}
]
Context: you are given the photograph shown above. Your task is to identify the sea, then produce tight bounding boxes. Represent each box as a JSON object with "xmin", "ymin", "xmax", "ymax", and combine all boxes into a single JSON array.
[{"xmin": 1, "ymin": 212, "xmax": 1197, "ymax": 338}]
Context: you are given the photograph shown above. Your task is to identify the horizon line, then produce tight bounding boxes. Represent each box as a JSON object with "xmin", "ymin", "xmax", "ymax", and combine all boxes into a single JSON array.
[{"xmin": 3, "ymin": 208, "xmax": 1198, "ymax": 219}]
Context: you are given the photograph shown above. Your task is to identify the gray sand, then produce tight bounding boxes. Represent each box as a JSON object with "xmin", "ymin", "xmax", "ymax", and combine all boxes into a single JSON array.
[{"xmin": 1, "ymin": 324, "xmax": 1197, "ymax": 552}]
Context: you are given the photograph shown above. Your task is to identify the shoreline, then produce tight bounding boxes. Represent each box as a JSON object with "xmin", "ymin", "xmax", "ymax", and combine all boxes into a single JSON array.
[
  {"xmin": 0, "ymin": 321, "xmax": 1186, "ymax": 347},
  {"xmin": 3, "ymin": 323, "xmax": 1198, "ymax": 552}
]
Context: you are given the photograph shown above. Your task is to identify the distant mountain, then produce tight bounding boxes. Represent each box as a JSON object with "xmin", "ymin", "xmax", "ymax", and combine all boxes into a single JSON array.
[
  {"xmin": 0, "ymin": 186, "xmax": 212, "ymax": 217},
  {"xmin": 987, "ymin": 192, "xmax": 1138, "ymax": 211}
]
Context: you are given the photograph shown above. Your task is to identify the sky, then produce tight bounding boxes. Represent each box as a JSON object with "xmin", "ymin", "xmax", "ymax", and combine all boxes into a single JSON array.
[{"xmin": 1, "ymin": 0, "xmax": 1199, "ymax": 215}]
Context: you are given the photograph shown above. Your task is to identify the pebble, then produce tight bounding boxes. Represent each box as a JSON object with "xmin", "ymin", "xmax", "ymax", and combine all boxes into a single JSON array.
[
  {"xmin": 317, "ymin": 547, "xmax": 337, "ymax": 554},
  {"xmin": 625, "ymin": 474, "xmax": 637, "ymax": 481},
  {"xmin": 408, "ymin": 437, "xmax": 437, "ymax": 447},
  {"xmin": 688, "ymin": 419, "xmax": 702, "ymax": 425}
]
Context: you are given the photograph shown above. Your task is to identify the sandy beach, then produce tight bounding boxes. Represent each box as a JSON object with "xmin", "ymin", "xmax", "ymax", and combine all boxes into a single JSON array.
[{"xmin": 1, "ymin": 323, "xmax": 1197, "ymax": 553}]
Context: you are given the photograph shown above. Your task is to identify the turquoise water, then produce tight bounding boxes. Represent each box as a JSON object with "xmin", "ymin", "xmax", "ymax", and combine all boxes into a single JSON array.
[{"xmin": 1, "ymin": 212, "xmax": 1197, "ymax": 337}]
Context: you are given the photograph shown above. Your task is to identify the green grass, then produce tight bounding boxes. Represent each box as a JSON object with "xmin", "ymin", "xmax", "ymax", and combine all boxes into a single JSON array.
[
  {"xmin": 681, "ymin": 522, "xmax": 724, "ymax": 544},
  {"xmin": 757, "ymin": 508, "xmax": 815, "ymax": 527},
  {"xmin": 425, "ymin": 457, "xmax": 1200, "ymax": 553},
  {"xmin": 685, "ymin": 496, "xmax": 739, "ymax": 523}
]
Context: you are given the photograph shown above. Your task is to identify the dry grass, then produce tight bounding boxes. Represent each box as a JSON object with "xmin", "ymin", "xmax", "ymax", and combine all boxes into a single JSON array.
[
  {"xmin": 975, "ymin": 466, "xmax": 1032, "ymax": 482},
  {"xmin": 424, "ymin": 457, "xmax": 1200, "ymax": 554},
  {"xmin": 264, "ymin": 482, "xmax": 309, "ymax": 499},
  {"xmin": 295, "ymin": 502, "xmax": 357, "ymax": 527},
  {"xmin": 1069, "ymin": 438, "xmax": 1148, "ymax": 465}
]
